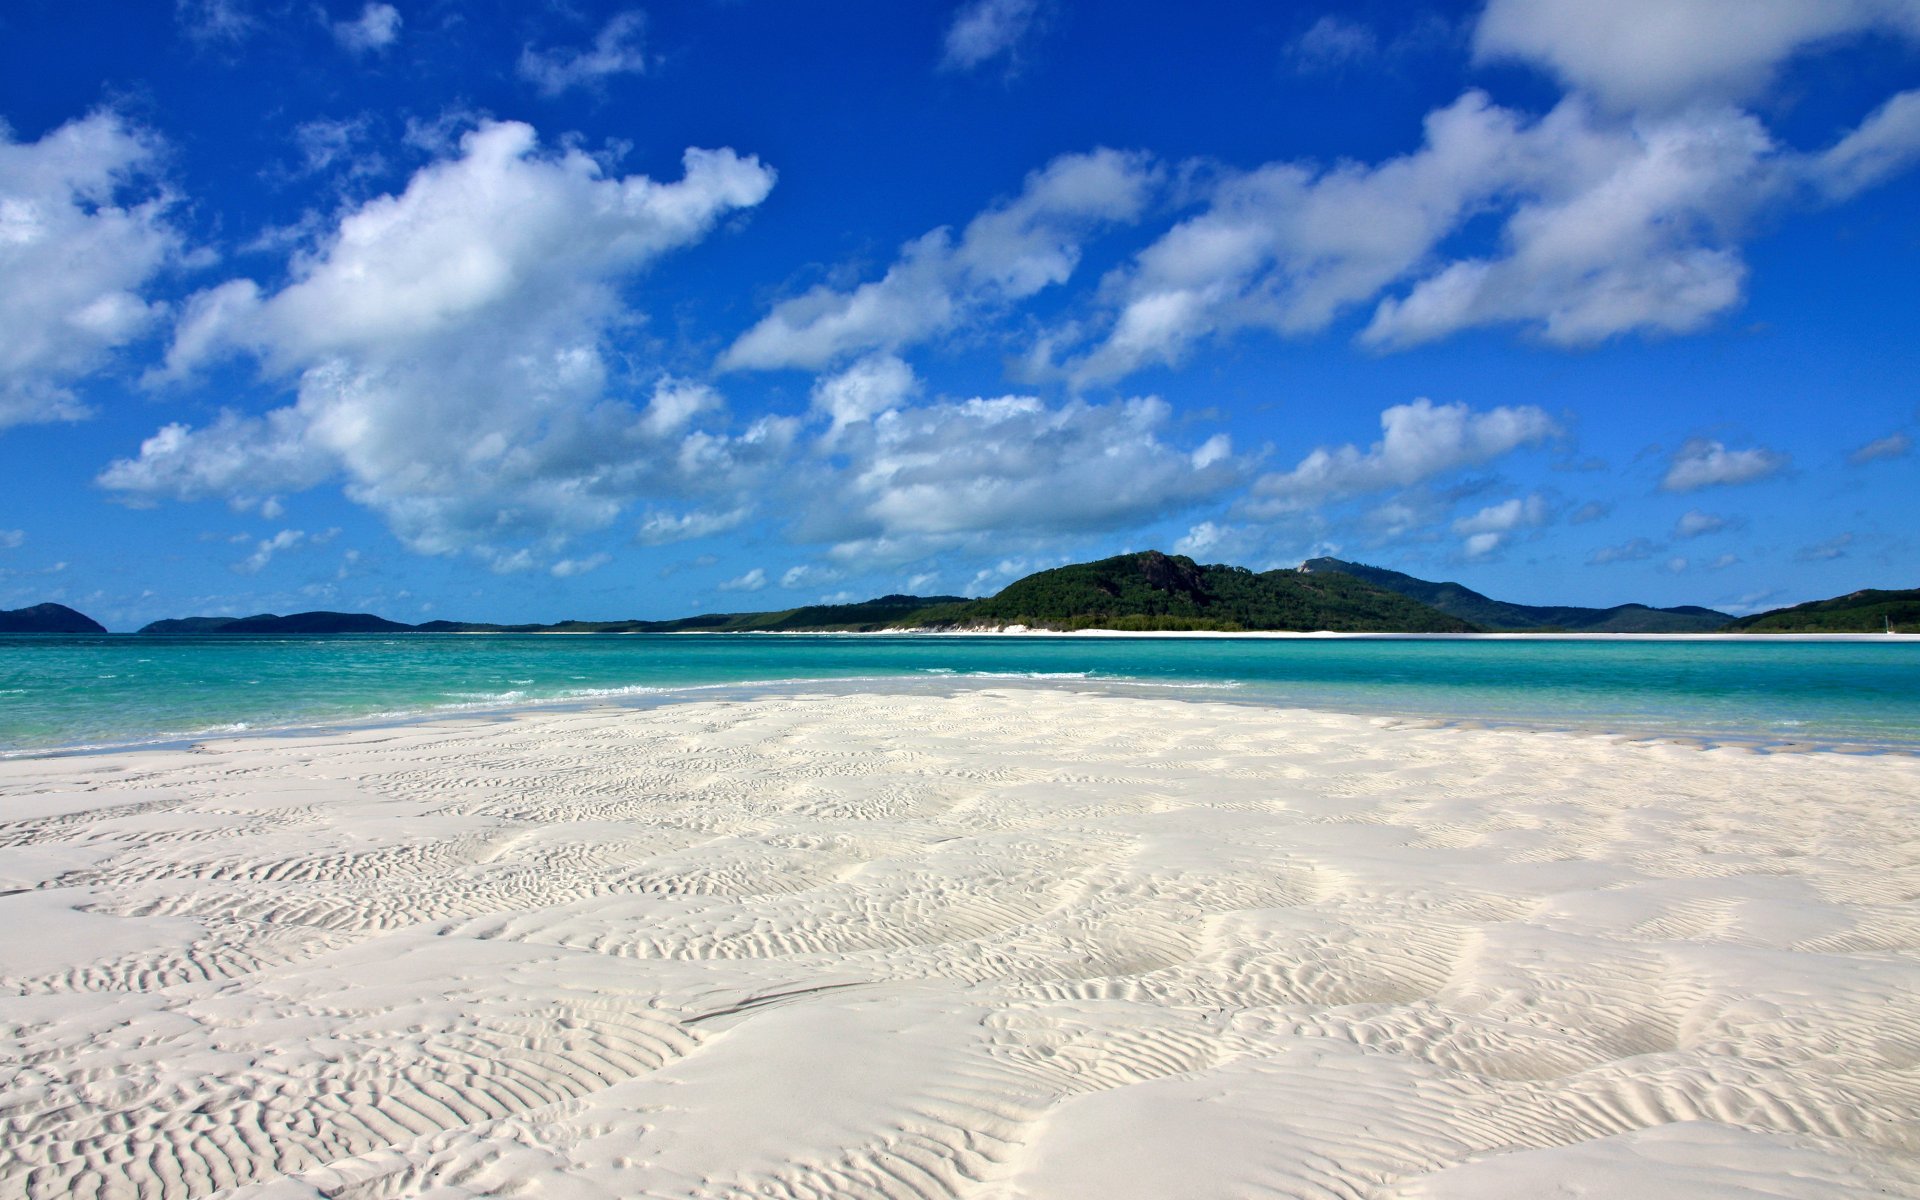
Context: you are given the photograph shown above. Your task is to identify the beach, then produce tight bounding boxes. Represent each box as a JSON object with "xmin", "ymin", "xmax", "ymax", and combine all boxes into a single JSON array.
[{"xmin": 3, "ymin": 686, "xmax": 1918, "ymax": 1199}]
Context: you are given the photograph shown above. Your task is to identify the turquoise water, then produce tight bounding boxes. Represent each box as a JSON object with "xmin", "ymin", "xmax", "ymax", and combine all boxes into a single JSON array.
[{"xmin": 2, "ymin": 633, "xmax": 1918, "ymax": 755}]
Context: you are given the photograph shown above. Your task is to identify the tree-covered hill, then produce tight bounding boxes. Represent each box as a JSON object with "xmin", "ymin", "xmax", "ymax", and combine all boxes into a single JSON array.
[
  {"xmin": 1301, "ymin": 557, "xmax": 1732, "ymax": 632},
  {"xmin": 906, "ymin": 551, "xmax": 1477, "ymax": 632},
  {"xmin": 1724, "ymin": 589, "xmax": 1920, "ymax": 633}
]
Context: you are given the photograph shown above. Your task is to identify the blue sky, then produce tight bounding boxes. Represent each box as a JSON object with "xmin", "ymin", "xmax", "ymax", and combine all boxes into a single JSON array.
[{"xmin": 1, "ymin": 0, "xmax": 1915, "ymax": 629}]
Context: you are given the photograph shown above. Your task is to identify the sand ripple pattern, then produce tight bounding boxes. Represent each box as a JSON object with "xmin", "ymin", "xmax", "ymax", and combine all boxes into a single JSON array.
[{"xmin": 1, "ymin": 689, "xmax": 1917, "ymax": 1199}]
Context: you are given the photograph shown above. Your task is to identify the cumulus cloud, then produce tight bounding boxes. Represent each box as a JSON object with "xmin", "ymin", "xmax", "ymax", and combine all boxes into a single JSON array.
[
  {"xmin": 723, "ymin": 148, "xmax": 1158, "ymax": 371},
  {"xmin": 1249, "ymin": 398, "xmax": 1557, "ymax": 514},
  {"xmin": 235, "ymin": 528, "xmax": 305, "ymax": 574},
  {"xmin": 1473, "ymin": 0, "xmax": 1920, "ymax": 112},
  {"xmin": 1173, "ymin": 521, "xmax": 1237, "ymax": 559},
  {"xmin": 1452, "ymin": 492, "xmax": 1548, "ymax": 558},
  {"xmin": 103, "ymin": 121, "xmax": 779, "ymax": 570},
  {"xmin": 1660, "ymin": 437, "xmax": 1788, "ymax": 491},
  {"xmin": 635, "ymin": 506, "xmax": 753, "ymax": 546},
  {"xmin": 519, "ymin": 11, "xmax": 649, "ymax": 96},
  {"xmin": 812, "ymin": 354, "xmax": 920, "ymax": 440},
  {"xmin": 550, "ymin": 553, "xmax": 609, "ymax": 578},
  {"xmin": 332, "ymin": 3, "xmax": 400, "ymax": 53},
  {"xmin": 940, "ymin": 0, "xmax": 1045, "ymax": 73},
  {"xmin": 718, "ymin": 567, "xmax": 767, "ymax": 592},
  {"xmin": 1673, "ymin": 508, "xmax": 1734, "ymax": 538},
  {"xmin": 1058, "ymin": 71, "xmax": 1920, "ymax": 382},
  {"xmin": 779, "ymin": 564, "xmax": 841, "ymax": 590},
  {"xmin": 798, "ymin": 391, "xmax": 1241, "ymax": 563},
  {"xmin": 1, "ymin": 112, "xmax": 184, "ymax": 431},
  {"xmin": 1849, "ymin": 430, "xmax": 1913, "ymax": 464},
  {"xmin": 1589, "ymin": 537, "xmax": 1658, "ymax": 565}
]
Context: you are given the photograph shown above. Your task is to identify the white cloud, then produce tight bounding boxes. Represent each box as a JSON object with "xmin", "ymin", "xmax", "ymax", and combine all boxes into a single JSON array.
[
  {"xmin": 1362, "ymin": 103, "xmax": 1774, "ymax": 351},
  {"xmin": 1673, "ymin": 508, "xmax": 1732, "ymax": 538},
  {"xmin": 1173, "ymin": 520, "xmax": 1235, "ymax": 558},
  {"xmin": 177, "ymin": 0, "xmax": 255, "ymax": 44},
  {"xmin": 1665, "ymin": 556, "xmax": 1690, "ymax": 573},
  {"xmin": 0, "ymin": 530, "xmax": 23, "ymax": 549},
  {"xmin": 1817, "ymin": 89, "xmax": 1920, "ymax": 199},
  {"xmin": 1661, "ymin": 437, "xmax": 1787, "ymax": 491},
  {"xmin": 635, "ymin": 506, "xmax": 753, "ymax": 546},
  {"xmin": 812, "ymin": 354, "xmax": 920, "ymax": 439},
  {"xmin": 1849, "ymin": 430, "xmax": 1913, "ymax": 464},
  {"xmin": 1589, "ymin": 537, "xmax": 1658, "ymax": 565},
  {"xmin": 289, "ymin": 117, "xmax": 382, "ymax": 180},
  {"xmin": 940, "ymin": 0, "xmax": 1044, "ymax": 73},
  {"xmin": 1249, "ymin": 399, "xmax": 1558, "ymax": 514},
  {"xmin": 800, "ymin": 394, "xmax": 1240, "ymax": 559},
  {"xmin": 1453, "ymin": 493, "xmax": 1548, "ymax": 536},
  {"xmin": 1709, "ymin": 552, "xmax": 1741, "ymax": 570},
  {"xmin": 333, "ymin": 3, "xmax": 401, "ymax": 53},
  {"xmin": 779, "ymin": 564, "xmax": 841, "ymax": 590},
  {"xmin": 1286, "ymin": 16, "xmax": 1379, "ymax": 73},
  {"xmin": 723, "ymin": 148, "xmax": 1157, "ymax": 371},
  {"xmin": 519, "ymin": 11, "xmax": 648, "ymax": 96},
  {"xmin": 1569, "ymin": 500, "xmax": 1611, "ymax": 524},
  {"xmin": 550, "ymin": 553, "xmax": 610, "ymax": 578},
  {"xmin": 1473, "ymin": 0, "xmax": 1920, "ymax": 112},
  {"xmin": 718, "ymin": 567, "xmax": 767, "ymax": 592},
  {"xmin": 1, "ymin": 112, "xmax": 183, "ymax": 431},
  {"xmin": 235, "ymin": 529, "xmax": 305, "ymax": 575},
  {"xmin": 1060, "ymin": 78, "xmax": 1920, "ymax": 381},
  {"xmin": 1452, "ymin": 493, "xmax": 1548, "ymax": 558},
  {"xmin": 102, "ymin": 121, "xmax": 779, "ymax": 569}
]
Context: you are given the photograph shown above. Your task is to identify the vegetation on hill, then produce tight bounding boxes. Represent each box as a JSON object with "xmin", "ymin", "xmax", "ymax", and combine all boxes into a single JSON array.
[
  {"xmin": 143, "ymin": 596, "xmax": 968, "ymax": 636},
  {"xmin": 1725, "ymin": 588, "xmax": 1920, "ymax": 633},
  {"xmin": 904, "ymin": 551, "xmax": 1476, "ymax": 632},
  {"xmin": 0, "ymin": 603, "xmax": 107, "ymax": 633},
  {"xmin": 1301, "ymin": 557, "xmax": 1733, "ymax": 633}
]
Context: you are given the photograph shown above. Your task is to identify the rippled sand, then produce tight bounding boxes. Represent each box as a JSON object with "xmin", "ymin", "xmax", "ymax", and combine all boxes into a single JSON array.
[{"xmin": 2, "ymin": 688, "xmax": 1917, "ymax": 1199}]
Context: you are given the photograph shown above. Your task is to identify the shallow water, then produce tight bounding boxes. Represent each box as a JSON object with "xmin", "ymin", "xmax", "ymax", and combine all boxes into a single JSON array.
[{"xmin": 3, "ymin": 632, "xmax": 1918, "ymax": 755}]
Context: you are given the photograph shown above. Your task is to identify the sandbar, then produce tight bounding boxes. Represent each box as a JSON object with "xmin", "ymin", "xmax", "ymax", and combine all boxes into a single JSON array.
[{"xmin": 2, "ymin": 688, "xmax": 1917, "ymax": 1198}]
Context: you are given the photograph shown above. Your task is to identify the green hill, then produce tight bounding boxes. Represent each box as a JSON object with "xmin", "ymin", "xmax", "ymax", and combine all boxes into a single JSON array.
[
  {"xmin": 1724, "ymin": 588, "xmax": 1920, "ymax": 633},
  {"xmin": 1301, "ymin": 557, "xmax": 1732, "ymax": 632},
  {"xmin": 905, "ymin": 551, "xmax": 1476, "ymax": 632}
]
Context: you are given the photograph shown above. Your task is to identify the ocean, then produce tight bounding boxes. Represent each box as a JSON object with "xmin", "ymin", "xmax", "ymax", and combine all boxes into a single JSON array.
[{"xmin": 2, "ymin": 632, "xmax": 1918, "ymax": 756}]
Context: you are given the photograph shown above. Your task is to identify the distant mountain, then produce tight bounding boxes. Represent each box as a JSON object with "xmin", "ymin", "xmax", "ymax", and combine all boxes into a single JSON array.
[
  {"xmin": 140, "ymin": 611, "xmax": 417, "ymax": 634},
  {"xmin": 1300, "ymin": 558, "xmax": 1732, "ymax": 633},
  {"xmin": 907, "ymin": 551, "xmax": 1476, "ymax": 632},
  {"xmin": 142, "ymin": 595, "xmax": 968, "ymax": 636},
  {"xmin": 0, "ymin": 603, "xmax": 107, "ymax": 633},
  {"xmin": 1724, "ymin": 588, "xmax": 1920, "ymax": 633}
]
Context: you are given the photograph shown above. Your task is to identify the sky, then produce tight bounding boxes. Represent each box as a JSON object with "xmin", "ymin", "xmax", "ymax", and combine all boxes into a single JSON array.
[{"xmin": 1, "ymin": 0, "xmax": 1916, "ymax": 630}]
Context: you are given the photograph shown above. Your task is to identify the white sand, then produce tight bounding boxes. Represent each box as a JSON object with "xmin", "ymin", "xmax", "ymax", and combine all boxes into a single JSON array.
[{"xmin": 2, "ymin": 688, "xmax": 1917, "ymax": 1200}]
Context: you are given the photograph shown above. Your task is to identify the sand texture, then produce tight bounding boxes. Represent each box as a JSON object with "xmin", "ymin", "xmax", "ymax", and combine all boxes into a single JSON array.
[{"xmin": 2, "ymin": 688, "xmax": 1918, "ymax": 1199}]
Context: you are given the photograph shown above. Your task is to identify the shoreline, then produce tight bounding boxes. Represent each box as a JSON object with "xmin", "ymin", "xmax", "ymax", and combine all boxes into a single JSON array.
[
  {"xmin": 3, "ymin": 690, "xmax": 1916, "ymax": 1198},
  {"xmin": 8, "ymin": 669, "xmax": 1920, "ymax": 764}
]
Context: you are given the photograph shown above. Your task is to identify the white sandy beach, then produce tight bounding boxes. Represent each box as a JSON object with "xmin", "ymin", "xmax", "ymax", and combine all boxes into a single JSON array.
[{"xmin": 2, "ymin": 688, "xmax": 1918, "ymax": 1199}]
